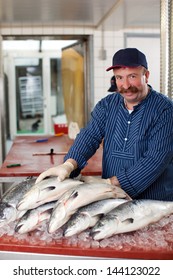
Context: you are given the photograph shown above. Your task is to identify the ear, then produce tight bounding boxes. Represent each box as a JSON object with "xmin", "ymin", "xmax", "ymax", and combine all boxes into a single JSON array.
[{"xmin": 145, "ymin": 70, "xmax": 150, "ymax": 83}]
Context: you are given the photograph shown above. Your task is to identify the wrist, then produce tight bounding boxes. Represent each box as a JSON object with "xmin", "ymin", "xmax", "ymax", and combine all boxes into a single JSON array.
[
  {"xmin": 110, "ymin": 176, "xmax": 121, "ymax": 187},
  {"xmin": 63, "ymin": 161, "xmax": 75, "ymax": 172},
  {"xmin": 105, "ymin": 178, "xmax": 111, "ymax": 184}
]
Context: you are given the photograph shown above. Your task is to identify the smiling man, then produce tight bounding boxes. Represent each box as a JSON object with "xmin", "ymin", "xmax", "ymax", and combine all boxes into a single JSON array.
[
  {"xmin": 115, "ymin": 67, "xmax": 149, "ymax": 110},
  {"xmin": 36, "ymin": 48, "xmax": 173, "ymax": 201}
]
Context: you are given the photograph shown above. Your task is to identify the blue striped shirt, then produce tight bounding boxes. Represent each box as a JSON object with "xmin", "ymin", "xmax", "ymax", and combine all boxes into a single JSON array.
[{"xmin": 65, "ymin": 86, "xmax": 173, "ymax": 201}]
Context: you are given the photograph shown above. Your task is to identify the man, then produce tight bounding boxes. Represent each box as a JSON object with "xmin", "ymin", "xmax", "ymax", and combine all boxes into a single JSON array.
[{"xmin": 36, "ymin": 48, "xmax": 173, "ymax": 201}]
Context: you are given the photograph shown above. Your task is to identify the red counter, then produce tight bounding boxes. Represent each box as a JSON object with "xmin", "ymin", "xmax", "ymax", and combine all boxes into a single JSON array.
[
  {"xmin": 0, "ymin": 135, "xmax": 102, "ymax": 178},
  {"xmin": 0, "ymin": 136, "xmax": 173, "ymax": 260}
]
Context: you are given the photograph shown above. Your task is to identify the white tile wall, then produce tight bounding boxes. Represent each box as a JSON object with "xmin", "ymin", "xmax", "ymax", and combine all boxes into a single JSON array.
[{"xmin": 0, "ymin": 25, "xmax": 160, "ymax": 107}]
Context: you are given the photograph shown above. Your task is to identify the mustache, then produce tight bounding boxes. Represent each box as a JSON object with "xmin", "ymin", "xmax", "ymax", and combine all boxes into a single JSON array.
[{"xmin": 119, "ymin": 86, "xmax": 139, "ymax": 94}]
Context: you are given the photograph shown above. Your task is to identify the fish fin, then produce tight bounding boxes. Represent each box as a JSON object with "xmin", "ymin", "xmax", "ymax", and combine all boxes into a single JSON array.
[
  {"xmin": 70, "ymin": 190, "xmax": 78, "ymax": 199},
  {"xmin": 15, "ymin": 224, "xmax": 23, "ymax": 233},
  {"xmin": 122, "ymin": 218, "xmax": 134, "ymax": 224},
  {"xmin": 93, "ymin": 213, "xmax": 104, "ymax": 219},
  {"xmin": 44, "ymin": 208, "xmax": 53, "ymax": 215},
  {"xmin": 64, "ymin": 190, "xmax": 78, "ymax": 206},
  {"xmin": 40, "ymin": 186, "xmax": 56, "ymax": 195},
  {"xmin": 46, "ymin": 186, "xmax": 56, "ymax": 191},
  {"xmin": 39, "ymin": 208, "xmax": 53, "ymax": 221}
]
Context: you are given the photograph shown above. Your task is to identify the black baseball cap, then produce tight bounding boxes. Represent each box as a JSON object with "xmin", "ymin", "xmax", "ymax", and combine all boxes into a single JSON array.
[{"xmin": 106, "ymin": 48, "xmax": 148, "ymax": 71}]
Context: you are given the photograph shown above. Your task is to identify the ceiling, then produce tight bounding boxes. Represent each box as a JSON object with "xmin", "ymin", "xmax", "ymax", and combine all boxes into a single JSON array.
[{"xmin": 0, "ymin": 0, "xmax": 160, "ymax": 31}]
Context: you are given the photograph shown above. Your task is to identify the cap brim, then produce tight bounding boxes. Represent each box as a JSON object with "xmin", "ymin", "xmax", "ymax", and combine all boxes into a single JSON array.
[
  {"xmin": 106, "ymin": 63, "xmax": 142, "ymax": 71},
  {"xmin": 106, "ymin": 66, "xmax": 117, "ymax": 71},
  {"xmin": 106, "ymin": 65, "xmax": 126, "ymax": 71}
]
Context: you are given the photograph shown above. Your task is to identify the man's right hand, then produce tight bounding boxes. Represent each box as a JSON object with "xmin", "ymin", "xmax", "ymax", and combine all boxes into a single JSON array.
[
  {"xmin": 81, "ymin": 176, "xmax": 111, "ymax": 184},
  {"xmin": 35, "ymin": 161, "xmax": 75, "ymax": 184}
]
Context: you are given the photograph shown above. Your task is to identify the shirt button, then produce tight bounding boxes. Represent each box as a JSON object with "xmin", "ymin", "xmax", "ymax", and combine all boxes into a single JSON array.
[
  {"xmin": 124, "ymin": 138, "xmax": 128, "ymax": 141},
  {"xmin": 128, "ymin": 121, "xmax": 131, "ymax": 124}
]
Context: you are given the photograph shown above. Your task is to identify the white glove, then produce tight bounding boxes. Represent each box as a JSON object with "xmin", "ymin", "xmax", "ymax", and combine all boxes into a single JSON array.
[
  {"xmin": 80, "ymin": 176, "xmax": 111, "ymax": 184},
  {"xmin": 35, "ymin": 161, "xmax": 75, "ymax": 184}
]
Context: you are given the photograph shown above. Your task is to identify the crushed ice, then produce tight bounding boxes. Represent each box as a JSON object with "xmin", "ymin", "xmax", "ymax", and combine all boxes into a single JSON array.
[{"xmin": 0, "ymin": 214, "xmax": 173, "ymax": 251}]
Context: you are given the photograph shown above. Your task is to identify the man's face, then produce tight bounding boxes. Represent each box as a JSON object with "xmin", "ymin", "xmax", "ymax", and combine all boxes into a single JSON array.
[{"xmin": 113, "ymin": 66, "xmax": 150, "ymax": 105}]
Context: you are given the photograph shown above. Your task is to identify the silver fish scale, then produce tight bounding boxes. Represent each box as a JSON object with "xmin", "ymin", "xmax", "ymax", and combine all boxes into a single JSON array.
[
  {"xmin": 76, "ymin": 198, "xmax": 126, "ymax": 216},
  {"xmin": 2, "ymin": 177, "xmax": 36, "ymax": 206},
  {"xmin": 0, "ymin": 202, "xmax": 10, "ymax": 215},
  {"xmin": 107, "ymin": 200, "xmax": 173, "ymax": 222},
  {"xmin": 107, "ymin": 200, "xmax": 152, "ymax": 220},
  {"xmin": 91, "ymin": 199, "xmax": 173, "ymax": 240},
  {"xmin": 20, "ymin": 201, "xmax": 56, "ymax": 221},
  {"xmin": 63, "ymin": 199, "xmax": 128, "ymax": 237}
]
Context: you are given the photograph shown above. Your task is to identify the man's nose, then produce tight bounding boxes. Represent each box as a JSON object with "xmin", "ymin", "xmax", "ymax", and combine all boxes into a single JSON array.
[{"xmin": 122, "ymin": 78, "xmax": 130, "ymax": 89}]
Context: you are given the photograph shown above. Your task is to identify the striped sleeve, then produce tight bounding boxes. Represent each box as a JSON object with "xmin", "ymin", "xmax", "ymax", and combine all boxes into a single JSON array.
[{"xmin": 64, "ymin": 95, "xmax": 113, "ymax": 168}]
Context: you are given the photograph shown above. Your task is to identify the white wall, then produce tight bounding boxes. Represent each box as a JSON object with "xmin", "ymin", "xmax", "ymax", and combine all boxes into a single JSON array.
[
  {"xmin": 93, "ymin": 28, "xmax": 160, "ymax": 105},
  {"xmin": 0, "ymin": 26, "xmax": 160, "ymax": 109},
  {"xmin": 125, "ymin": 34, "xmax": 160, "ymax": 92}
]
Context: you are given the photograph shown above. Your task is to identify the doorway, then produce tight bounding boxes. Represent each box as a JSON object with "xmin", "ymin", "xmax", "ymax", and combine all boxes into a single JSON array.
[{"xmin": 2, "ymin": 36, "xmax": 91, "ymax": 139}]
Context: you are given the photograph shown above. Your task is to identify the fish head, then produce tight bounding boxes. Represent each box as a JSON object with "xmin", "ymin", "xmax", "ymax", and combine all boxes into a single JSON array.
[
  {"xmin": 34, "ymin": 178, "xmax": 59, "ymax": 200},
  {"xmin": 56, "ymin": 187, "xmax": 79, "ymax": 213},
  {"xmin": 17, "ymin": 178, "xmax": 58, "ymax": 210},
  {"xmin": 0, "ymin": 202, "xmax": 16, "ymax": 226},
  {"xmin": 63, "ymin": 212, "xmax": 92, "ymax": 237},
  {"xmin": 63, "ymin": 189, "xmax": 79, "ymax": 210},
  {"xmin": 90, "ymin": 216, "xmax": 119, "ymax": 240},
  {"xmin": 48, "ymin": 202, "xmax": 69, "ymax": 233},
  {"xmin": 17, "ymin": 187, "xmax": 41, "ymax": 210},
  {"xmin": 15, "ymin": 211, "xmax": 39, "ymax": 234}
]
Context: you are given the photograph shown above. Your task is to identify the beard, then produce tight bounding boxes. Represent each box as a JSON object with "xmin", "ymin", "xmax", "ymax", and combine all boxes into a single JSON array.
[{"xmin": 119, "ymin": 86, "xmax": 139, "ymax": 94}]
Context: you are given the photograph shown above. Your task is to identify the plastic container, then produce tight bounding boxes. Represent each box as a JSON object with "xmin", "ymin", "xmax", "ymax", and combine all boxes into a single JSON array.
[{"xmin": 54, "ymin": 123, "xmax": 68, "ymax": 134}]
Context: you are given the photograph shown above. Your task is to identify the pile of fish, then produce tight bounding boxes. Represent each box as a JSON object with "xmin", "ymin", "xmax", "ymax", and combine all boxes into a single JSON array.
[
  {"xmin": 1, "ymin": 176, "xmax": 173, "ymax": 242},
  {"xmin": 0, "ymin": 177, "xmax": 36, "ymax": 226}
]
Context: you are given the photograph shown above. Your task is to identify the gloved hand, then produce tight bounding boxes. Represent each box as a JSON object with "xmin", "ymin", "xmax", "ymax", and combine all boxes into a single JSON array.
[
  {"xmin": 81, "ymin": 176, "xmax": 132, "ymax": 200},
  {"xmin": 35, "ymin": 161, "xmax": 75, "ymax": 184},
  {"xmin": 80, "ymin": 176, "xmax": 111, "ymax": 184}
]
